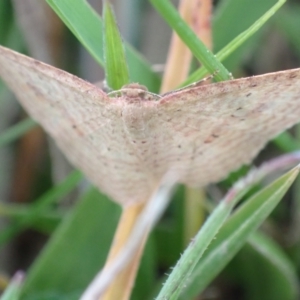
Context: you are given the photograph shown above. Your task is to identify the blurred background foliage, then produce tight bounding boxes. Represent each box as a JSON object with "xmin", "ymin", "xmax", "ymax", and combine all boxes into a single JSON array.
[{"xmin": 0, "ymin": 0, "xmax": 300, "ymax": 299}]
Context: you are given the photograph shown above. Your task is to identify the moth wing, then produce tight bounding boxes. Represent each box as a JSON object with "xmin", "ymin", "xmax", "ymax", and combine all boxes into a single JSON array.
[
  {"xmin": 0, "ymin": 46, "xmax": 151, "ymax": 206},
  {"xmin": 157, "ymin": 69, "xmax": 300, "ymax": 186}
]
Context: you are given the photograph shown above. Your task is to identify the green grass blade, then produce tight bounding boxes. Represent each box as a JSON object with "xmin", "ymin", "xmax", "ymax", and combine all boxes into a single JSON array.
[
  {"xmin": 0, "ymin": 119, "xmax": 36, "ymax": 148},
  {"xmin": 45, "ymin": 0, "xmax": 160, "ymax": 91},
  {"xmin": 181, "ymin": 0, "xmax": 286, "ymax": 86},
  {"xmin": 0, "ymin": 272, "xmax": 23, "ymax": 300},
  {"xmin": 150, "ymin": 0, "xmax": 231, "ymax": 82},
  {"xmin": 21, "ymin": 188, "xmax": 121, "ymax": 300},
  {"xmin": 241, "ymin": 231, "xmax": 298, "ymax": 300},
  {"xmin": 155, "ymin": 191, "xmax": 237, "ymax": 299},
  {"xmin": 217, "ymin": 0, "xmax": 285, "ymax": 62},
  {"xmin": 103, "ymin": 1, "xmax": 130, "ymax": 89},
  {"xmin": 0, "ymin": 203, "xmax": 62, "ymax": 234},
  {"xmin": 213, "ymin": 0, "xmax": 279, "ymax": 70},
  {"xmin": 155, "ymin": 155, "xmax": 290, "ymax": 300},
  {"xmin": 273, "ymin": 132, "xmax": 300, "ymax": 152},
  {"xmin": 180, "ymin": 166, "xmax": 299, "ymax": 299},
  {"xmin": 0, "ymin": 170, "xmax": 82, "ymax": 247}
]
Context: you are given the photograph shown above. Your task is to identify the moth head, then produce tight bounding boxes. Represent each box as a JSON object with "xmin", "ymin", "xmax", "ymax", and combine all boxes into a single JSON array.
[{"xmin": 108, "ymin": 83, "xmax": 160, "ymax": 102}]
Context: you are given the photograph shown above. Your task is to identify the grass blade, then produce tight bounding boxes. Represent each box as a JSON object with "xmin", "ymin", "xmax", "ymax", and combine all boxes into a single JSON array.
[
  {"xmin": 180, "ymin": 166, "xmax": 299, "ymax": 299},
  {"xmin": 273, "ymin": 132, "xmax": 300, "ymax": 152},
  {"xmin": 181, "ymin": 0, "xmax": 286, "ymax": 86},
  {"xmin": 150, "ymin": 0, "xmax": 231, "ymax": 82},
  {"xmin": 156, "ymin": 191, "xmax": 236, "ymax": 299},
  {"xmin": 0, "ymin": 272, "xmax": 24, "ymax": 300},
  {"xmin": 0, "ymin": 119, "xmax": 36, "ymax": 148},
  {"xmin": 0, "ymin": 170, "xmax": 82, "ymax": 247},
  {"xmin": 103, "ymin": 1, "xmax": 129, "ymax": 89},
  {"xmin": 45, "ymin": 0, "xmax": 160, "ymax": 91},
  {"xmin": 0, "ymin": 203, "xmax": 62, "ymax": 234},
  {"xmin": 20, "ymin": 188, "xmax": 121, "ymax": 300},
  {"xmin": 243, "ymin": 231, "xmax": 298, "ymax": 299}
]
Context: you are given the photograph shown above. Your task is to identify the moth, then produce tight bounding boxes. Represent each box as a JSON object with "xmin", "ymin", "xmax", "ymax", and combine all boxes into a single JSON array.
[{"xmin": 0, "ymin": 45, "xmax": 300, "ymax": 206}]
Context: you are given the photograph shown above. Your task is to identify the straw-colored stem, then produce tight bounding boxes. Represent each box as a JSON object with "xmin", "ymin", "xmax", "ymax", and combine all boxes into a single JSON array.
[
  {"xmin": 193, "ymin": 0, "xmax": 212, "ymax": 50},
  {"xmin": 101, "ymin": 202, "xmax": 147, "ymax": 300},
  {"xmin": 160, "ymin": 0, "xmax": 195, "ymax": 93},
  {"xmin": 160, "ymin": 0, "xmax": 212, "ymax": 93}
]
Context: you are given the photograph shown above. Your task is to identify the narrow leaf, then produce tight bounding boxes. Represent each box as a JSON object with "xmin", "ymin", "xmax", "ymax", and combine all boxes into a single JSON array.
[
  {"xmin": 181, "ymin": 0, "xmax": 286, "ymax": 86},
  {"xmin": 103, "ymin": 1, "xmax": 129, "ymax": 89},
  {"xmin": 0, "ymin": 203, "xmax": 62, "ymax": 234},
  {"xmin": 45, "ymin": 0, "xmax": 160, "ymax": 91},
  {"xmin": 0, "ymin": 118, "xmax": 36, "ymax": 148},
  {"xmin": 180, "ymin": 166, "xmax": 299, "ymax": 299},
  {"xmin": 213, "ymin": 0, "xmax": 279, "ymax": 69},
  {"xmin": 150, "ymin": 0, "xmax": 231, "ymax": 82},
  {"xmin": 156, "ymin": 191, "xmax": 236, "ymax": 299},
  {"xmin": 243, "ymin": 231, "xmax": 298, "ymax": 300},
  {"xmin": 21, "ymin": 188, "xmax": 121, "ymax": 300},
  {"xmin": 0, "ymin": 272, "xmax": 24, "ymax": 300},
  {"xmin": 273, "ymin": 132, "xmax": 300, "ymax": 152},
  {"xmin": 0, "ymin": 170, "xmax": 82, "ymax": 247}
]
